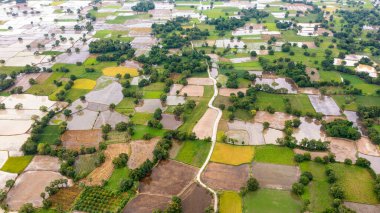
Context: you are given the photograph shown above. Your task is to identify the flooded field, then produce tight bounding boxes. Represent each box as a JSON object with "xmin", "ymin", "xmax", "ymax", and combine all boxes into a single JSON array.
[
  {"xmin": 227, "ymin": 120, "xmax": 265, "ymax": 145},
  {"xmin": 308, "ymin": 95, "xmax": 341, "ymax": 116},
  {"xmin": 293, "ymin": 117, "xmax": 325, "ymax": 141},
  {"xmin": 254, "ymin": 77, "xmax": 298, "ymax": 94}
]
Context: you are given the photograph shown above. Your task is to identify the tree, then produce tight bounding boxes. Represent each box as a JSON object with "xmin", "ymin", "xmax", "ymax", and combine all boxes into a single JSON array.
[
  {"xmin": 247, "ymin": 177, "xmax": 259, "ymax": 191},
  {"xmin": 63, "ymin": 109, "xmax": 72, "ymax": 117},
  {"xmin": 250, "ymin": 51, "xmax": 257, "ymax": 57},
  {"xmin": 292, "ymin": 183, "xmax": 305, "ymax": 196},
  {"xmin": 19, "ymin": 203, "xmax": 36, "ymax": 213}
]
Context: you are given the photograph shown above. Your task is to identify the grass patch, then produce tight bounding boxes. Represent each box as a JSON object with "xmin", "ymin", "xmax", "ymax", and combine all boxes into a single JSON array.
[
  {"xmin": 130, "ymin": 112, "xmax": 152, "ymax": 125},
  {"xmin": 243, "ymin": 189, "xmax": 302, "ymax": 213},
  {"xmin": 300, "ymin": 162, "xmax": 333, "ymax": 212},
  {"xmin": 333, "ymin": 95, "xmax": 380, "ymax": 111},
  {"xmin": 0, "ymin": 66, "xmax": 23, "ymax": 75},
  {"xmin": 319, "ymin": 71, "xmax": 342, "ymax": 82},
  {"xmin": 116, "ymin": 98, "xmax": 135, "ymax": 115},
  {"xmin": 105, "ymin": 167, "xmax": 130, "ymax": 192},
  {"xmin": 256, "ymin": 92, "xmax": 315, "ymax": 115},
  {"xmin": 179, "ymin": 85, "xmax": 213, "ymax": 133},
  {"xmin": 41, "ymin": 51, "xmax": 63, "ymax": 56},
  {"xmin": 131, "ymin": 125, "xmax": 166, "ymax": 140},
  {"xmin": 341, "ymin": 73, "xmax": 380, "ymax": 95},
  {"xmin": 254, "ymin": 145, "xmax": 295, "ymax": 165},
  {"xmin": 174, "ymin": 140, "xmax": 211, "ymax": 167},
  {"xmin": 48, "ymin": 185, "xmax": 82, "ymax": 211},
  {"xmin": 1, "ymin": 156, "xmax": 33, "ymax": 174},
  {"xmin": 74, "ymin": 154, "xmax": 99, "ymax": 178},
  {"xmin": 220, "ymin": 191, "xmax": 242, "ymax": 213},
  {"xmin": 38, "ymin": 125, "xmax": 61, "ymax": 145},
  {"xmin": 211, "ymin": 143, "xmax": 254, "ymax": 165},
  {"xmin": 330, "ymin": 163, "xmax": 378, "ymax": 204}
]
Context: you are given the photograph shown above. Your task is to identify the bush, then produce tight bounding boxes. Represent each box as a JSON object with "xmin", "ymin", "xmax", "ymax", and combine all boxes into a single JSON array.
[
  {"xmin": 247, "ymin": 177, "xmax": 259, "ymax": 191},
  {"xmin": 292, "ymin": 183, "xmax": 305, "ymax": 195},
  {"xmin": 344, "ymin": 158, "xmax": 352, "ymax": 165},
  {"xmin": 330, "ymin": 184, "xmax": 344, "ymax": 199},
  {"xmin": 355, "ymin": 157, "xmax": 371, "ymax": 168}
]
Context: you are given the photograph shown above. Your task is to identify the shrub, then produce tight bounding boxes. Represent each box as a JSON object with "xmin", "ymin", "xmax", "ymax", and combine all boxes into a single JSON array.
[
  {"xmin": 355, "ymin": 157, "xmax": 371, "ymax": 168},
  {"xmin": 292, "ymin": 183, "xmax": 305, "ymax": 195}
]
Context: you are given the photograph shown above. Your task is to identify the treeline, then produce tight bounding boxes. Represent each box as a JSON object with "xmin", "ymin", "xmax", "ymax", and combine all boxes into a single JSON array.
[
  {"xmin": 132, "ymin": 1, "xmax": 155, "ymax": 12},
  {"xmin": 322, "ymin": 119, "xmax": 361, "ymax": 140},
  {"xmin": 152, "ymin": 17, "xmax": 209, "ymax": 48},
  {"xmin": 259, "ymin": 57, "xmax": 312, "ymax": 87},
  {"xmin": 89, "ymin": 39, "xmax": 135, "ymax": 62},
  {"xmin": 136, "ymin": 46, "xmax": 209, "ymax": 74},
  {"xmin": 358, "ymin": 106, "xmax": 380, "ymax": 144}
]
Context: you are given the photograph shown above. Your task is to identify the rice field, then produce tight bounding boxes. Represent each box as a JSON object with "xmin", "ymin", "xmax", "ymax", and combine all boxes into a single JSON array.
[
  {"xmin": 72, "ymin": 79, "xmax": 96, "ymax": 90},
  {"xmin": 102, "ymin": 67, "xmax": 138, "ymax": 77},
  {"xmin": 211, "ymin": 143, "xmax": 254, "ymax": 166}
]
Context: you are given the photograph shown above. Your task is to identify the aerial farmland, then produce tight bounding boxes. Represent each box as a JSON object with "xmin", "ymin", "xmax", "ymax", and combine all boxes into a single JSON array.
[{"xmin": 0, "ymin": 0, "xmax": 379, "ymax": 212}]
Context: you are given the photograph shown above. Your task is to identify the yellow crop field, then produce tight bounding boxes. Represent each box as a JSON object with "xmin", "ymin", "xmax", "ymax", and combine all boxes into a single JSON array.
[
  {"xmin": 211, "ymin": 142, "xmax": 254, "ymax": 165},
  {"xmin": 72, "ymin": 79, "xmax": 96, "ymax": 90},
  {"xmin": 219, "ymin": 191, "xmax": 242, "ymax": 213},
  {"xmin": 102, "ymin": 67, "xmax": 138, "ymax": 77}
]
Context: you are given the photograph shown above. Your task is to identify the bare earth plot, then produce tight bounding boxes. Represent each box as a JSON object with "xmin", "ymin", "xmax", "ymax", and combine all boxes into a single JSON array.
[
  {"xmin": 187, "ymin": 78, "xmax": 213, "ymax": 86},
  {"xmin": 201, "ymin": 162, "xmax": 250, "ymax": 191},
  {"xmin": 1, "ymin": 94, "xmax": 56, "ymax": 110},
  {"xmin": 227, "ymin": 120, "xmax": 265, "ymax": 145},
  {"xmin": 358, "ymin": 153, "xmax": 380, "ymax": 174},
  {"xmin": 123, "ymin": 194, "xmax": 170, "ymax": 213},
  {"xmin": 6, "ymin": 171, "xmax": 71, "ymax": 210},
  {"xmin": 169, "ymin": 84, "xmax": 184, "ymax": 96},
  {"xmin": 253, "ymin": 111, "xmax": 294, "ymax": 130},
  {"xmin": 61, "ymin": 129, "xmax": 102, "ymax": 150},
  {"xmin": 25, "ymin": 155, "xmax": 60, "ymax": 172},
  {"xmin": 0, "ymin": 134, "xmax": 29, "ymax": 156},
  {"xmin": 328, "ymin": 137, "xmax": 357, "ymax": 162},
  {"xmin": 218, "ymin": 88, "xmax": 248, "ymax": 97},
  {"xmin": 161, "ymin": 114, "xmax": 182, "ymax": 130},
  {"xmin": 180, "ymin": 182, "xmax": 213, "ymax": 213},
  {"xmin": 93, "ymin": 110, "xmax": 128, "ymax": 128},
  {"xmin": 128, "ymin": 138, "xmax": 159, "ymax": 169},
  {"xmin": 344, "ymin": 202, "xmax": 380, "ymax": 213},
  {"xmin": 356, "ymin": 137, "xmax": 380, "ymax": 156},
  {"xmin": 252, "ymin": 162, "xmax": 300, "ymax": 190},
  {"xmin": 135, "ymin": 99, "xmax": 166, "ymax": 113},
  {"xmin": 84, "ymin": 143, "xmax": 130, "ymax": 186},
  {"xmin": 0, "ymin": 171, "xmax": 17, "ymax": 190},
  {"xmin": 179, "ymin": 85, "xmax": 204, "ymax": 97},
  {"xmin": 0, "ymin": 120, "xmax": 33, "ymax": 135},
  {"xmin": 166, "ymin": 96, "xmax": 185, "ymax": 106},
  {"xmin": 139, "ymin": 160, "xmax": 198, "ymax": 196},
  {"xmin": 85, "ymin": 82, "xmax": 123, "ymax": 105},
  {"xmin": 193, "ymin": 108, "xmax": 218, "ymax": 139},
  {"xmin": 293, "ymin": 117, "xmax": 325, "ymax": 141},
  {"xmin": 66, "ymin": 110, "xmax": 98, "ymax": 130},
  {"xmin": 308, "ymin": 95, "xmax": 341, "ymax": 116},
  {"xmin": 11, "ymin": 73, "xmax": 41, "ymax": 92},
  {"xmin": 263, "ymin": 128, "xmax": 284, "ymax": 145}
]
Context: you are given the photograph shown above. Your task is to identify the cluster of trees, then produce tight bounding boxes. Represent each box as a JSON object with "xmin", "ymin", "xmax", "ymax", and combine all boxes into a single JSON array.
[
  {"xmin": 21, "ymin": 111, "xmax": 56, "ymax": 155},
  {"xmin": 292, "ymin": 171, "xmax": 313, "ymax": 196},
  {"xmin": 112, "ymin": 153, "xmax": 129, "ymax": 169},
  {"xmin": 131, "ymin": 1, "xmax": 155, "ymax": 12},
  {"xmin": 333, "ymin": 9, "xmax": 380, "ymax": 56},
  {"xmin": 148, "ymin": 108, "xmax": 163, "ymax": 129},
  {"xmin": 137, "ymin": 46, "xmax": 209, "ymax": 74},
  {"xmin": 259, "ymin": 57, "xmax": 312, "ymax": 87},
  {"xmin": 298, "ymin": 138, "xmax": 329, "ymax": 151},
  {"xmin": 205, "ymin": 17, "xmax": 245, "ymax": 31},
  {"xmin": 358, "ymin": 106, "xmax": 380, "ymax": 144},
  {"xmin": 172, "ymin": 100, "xmax": 196, "ymax": 119},
  {"xmin": 240, "ymin": 177, "xmax": 259, "ymax": 195},
  {"xmin": 154, "ymin": 196, "xmax": 182, "ymax": 213},
  {"xmin": 322, "ymin": 119, "xmax": 361, "ymax": 140},
  {"xmin": 89, "ymin": 39, "xmax": 135, "ymax": 62},
  {"xmin": 239, "ymin": 7, "xmax": 269, "ymax": 21}
]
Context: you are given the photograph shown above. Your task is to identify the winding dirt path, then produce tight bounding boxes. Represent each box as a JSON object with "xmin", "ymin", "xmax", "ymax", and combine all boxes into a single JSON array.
[{"xmin": 195, "ymin": 56, "xmax": 222, "ymax": 212}]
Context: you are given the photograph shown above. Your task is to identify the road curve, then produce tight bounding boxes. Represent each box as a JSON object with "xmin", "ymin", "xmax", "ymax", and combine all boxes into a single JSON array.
[{"xmin": 195, "ymin": 59, "xmax": 222, "ymax": 212}]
